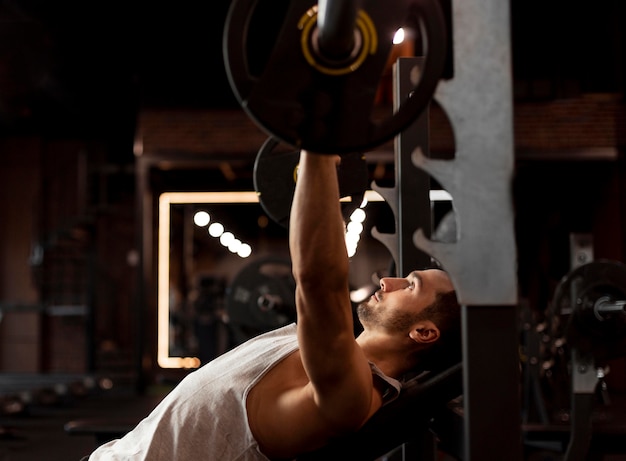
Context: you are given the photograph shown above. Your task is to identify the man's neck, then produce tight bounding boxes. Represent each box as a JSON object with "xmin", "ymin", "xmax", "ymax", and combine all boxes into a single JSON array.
[{"xmin": 356, "ymin": 330, "xmax": 417, "ymax": 379}]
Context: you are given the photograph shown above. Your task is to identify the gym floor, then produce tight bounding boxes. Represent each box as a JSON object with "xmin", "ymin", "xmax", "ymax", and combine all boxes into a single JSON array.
[
  {"xmin": 3, "ymin": 385, "xmax": 626, "ymax": 461},
  {"xmin": 1, "ymin": 402, "xmax": 100, "ymax": 461},
  {"xmin": 0, "ymin": 387, "xmax": 166, "ymax": 461}
]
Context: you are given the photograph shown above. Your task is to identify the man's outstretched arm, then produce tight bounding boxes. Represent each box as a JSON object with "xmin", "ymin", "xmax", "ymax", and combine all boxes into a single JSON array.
[{"xmin": 289, "ymin": 151, "xmax": 375, "ymax": 431}]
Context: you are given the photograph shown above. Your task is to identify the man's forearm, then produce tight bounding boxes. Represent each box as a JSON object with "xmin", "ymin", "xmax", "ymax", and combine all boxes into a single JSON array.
[{"xmin": 289, "ymin": 151, "xmax": 349, "ymax": 291}]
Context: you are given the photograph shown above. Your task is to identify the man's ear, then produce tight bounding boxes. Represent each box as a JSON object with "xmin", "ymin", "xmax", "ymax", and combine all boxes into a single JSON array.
[{"xmin": 409, "ymin": 320, "xmax": 440, "ymax": 344}]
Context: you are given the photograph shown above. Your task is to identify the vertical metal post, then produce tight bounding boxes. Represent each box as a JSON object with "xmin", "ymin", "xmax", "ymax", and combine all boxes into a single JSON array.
[
  {"xmin": 395, "ymin": 57, "xmax": 434, "ymax": 461},
  {"xmin": 462, "ymin": 305, "xmax": 521, "ymax": 460},
  {"xmin": 410, "ymin": 0, "xmax": 522, "ymax": 458},
  {"xmin": 371, "ymin": 57, "xmax": 432, "ymax": 277},
  {"xmin": 394, "ymin": 58, "xmax": 433, "ymax": 276}
]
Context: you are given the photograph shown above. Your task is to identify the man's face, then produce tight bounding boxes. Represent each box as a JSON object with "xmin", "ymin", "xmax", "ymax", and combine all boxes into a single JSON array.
[{"xmin": 357, "ymin": 269, "xmax": 453, "ymax": 333}]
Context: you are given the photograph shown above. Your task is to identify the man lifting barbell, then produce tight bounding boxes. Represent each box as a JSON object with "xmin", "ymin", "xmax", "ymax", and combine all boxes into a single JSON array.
[{"xmin": 83, "ymin": 152, "xmax": 461, "ymax": 461}]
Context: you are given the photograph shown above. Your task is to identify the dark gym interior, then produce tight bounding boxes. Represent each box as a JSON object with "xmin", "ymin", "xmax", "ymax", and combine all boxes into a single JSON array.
[{"xmin": 0, "ymin": 0, "xmax": 625, "ymax": 460}]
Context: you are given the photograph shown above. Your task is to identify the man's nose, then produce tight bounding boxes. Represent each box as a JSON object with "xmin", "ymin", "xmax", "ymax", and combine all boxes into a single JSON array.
[{"xmin": 380, "ymin": 277, "xmax": 405, "ymax": 292}]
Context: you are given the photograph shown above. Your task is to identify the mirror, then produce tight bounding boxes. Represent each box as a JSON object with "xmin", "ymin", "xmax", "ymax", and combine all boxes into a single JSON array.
[{"xmin": 157, "ymin": 191, "xmax": 291, "ymax": 369}]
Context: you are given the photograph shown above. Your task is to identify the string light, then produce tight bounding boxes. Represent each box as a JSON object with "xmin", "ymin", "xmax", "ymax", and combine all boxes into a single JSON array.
[
  {"xmin": 208, "ymin": 222, "xmax": 224, "ymax": 237},
  {"xmin": 345, "ymin": 201, "xmax": 368, "ymax": 258},
  {"xmin": 196, "ymin": 212, "xmax": 252, "ymax": 259},
  {"xmin": 193, "ymin": 210, "xmax": 211, "ymax": 227}
]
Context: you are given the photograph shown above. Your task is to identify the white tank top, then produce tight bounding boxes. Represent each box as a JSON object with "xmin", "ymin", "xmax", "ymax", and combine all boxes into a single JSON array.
[{"xmin": 87, "ymin": 323, "xmax": 401, "ymax": 460}]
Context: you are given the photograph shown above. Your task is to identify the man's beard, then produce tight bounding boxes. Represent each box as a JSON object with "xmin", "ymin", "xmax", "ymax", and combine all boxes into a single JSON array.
[
  {"xmin": 357, "ymin": 298, "xmax": 420, "ymax": 333},
  {"xmin": 356, "ymin": 299, "xmax": 378, "ymax": 326}
]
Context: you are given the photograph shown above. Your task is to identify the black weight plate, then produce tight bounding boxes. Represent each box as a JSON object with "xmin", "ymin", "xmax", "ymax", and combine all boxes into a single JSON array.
[
  {"xmin": 253, "ymin": 137, "xmax": 301, "ymax": 228},
  {"xmin": 224, "ymin": 0, "xmax": 447, "ymax": 153},
  {"xmin": 254, "ymin": 137, "xmax": 369, "ymax": 228},
  {"xmin": 225, "ymin": 256, "xmax": 296, "ymax": 344},
  {"xmin": 548, "ymin": 260, "xmax": 626, "ymax": 361}
]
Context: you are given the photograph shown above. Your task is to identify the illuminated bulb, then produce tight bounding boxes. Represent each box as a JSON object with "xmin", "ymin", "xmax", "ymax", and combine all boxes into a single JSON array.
[
  {"xmin": 347, "ymin": 221, "xmax": 363, "ymax": 235},
  {"xmin": 346, "ymin": 241, "xmax": 358, "ymax": 257},
  {"xmin": 350, "ymin": 208, "xmax": 366, "ymax": 223},
  {"xmin": 220, "ymin": 231, "xmax": 234, "ymax": 246},
  {"xmin": 238, "ymin": 243, "xmax": 252, "ymax": 258},
  {"xmin": 208, "ymin": 222, "xmax": 224, "ymax": 237},
  {"xmin": 182, "ymin": 357, "xmax": 201, "ymax": 368},
  {"xmin": 228, "ymin": 239, "xmax": 242, "ymax": 253},
  {"xmin": 350, "ymin": 286, "xmax": 375, "ymax": 303},
  {"xmin": 193, "ymin": 211, "xmax": 210, "ymax": 227},
  {"xmin": 346, "ymin": 230, "xmax": 360, "ymax": 244},
  {"xmin": 393, "ymin": 28, "xmax": 405, "ymax": 45}
]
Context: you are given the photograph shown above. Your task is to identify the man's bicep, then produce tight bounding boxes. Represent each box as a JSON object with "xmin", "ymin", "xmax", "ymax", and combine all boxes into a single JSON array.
[
  {"xmin": 295, "ymin": 285, "xmax": 355, "ymax": 375},
  {"xmin": 295, "ymin": 288, "xmax": 374, "ymax": 418}
]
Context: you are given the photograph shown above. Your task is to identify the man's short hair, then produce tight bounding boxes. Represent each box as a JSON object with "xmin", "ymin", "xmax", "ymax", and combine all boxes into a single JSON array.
[{"xmin": 414, "ymin": 290, "xmax": 462, "ymax": 373}]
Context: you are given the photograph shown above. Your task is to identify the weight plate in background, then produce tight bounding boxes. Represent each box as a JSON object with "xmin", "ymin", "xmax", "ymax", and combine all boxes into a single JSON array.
[
  {"xmin": 253, "ymin": 137, "xmax": 300, "ymax": 228},
  {"xmin": 254, "ymin": 137, "xmax": 370, "ymax": 228},
  {"xmin": 225, "ymin": 256, "xmax": 296, "ymax": 345}
]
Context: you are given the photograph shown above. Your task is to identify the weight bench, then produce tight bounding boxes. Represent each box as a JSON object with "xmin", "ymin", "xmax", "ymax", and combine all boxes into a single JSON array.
[{"xmin": 297, "ymin": 361, "xmax": 464, "ymax": 460}]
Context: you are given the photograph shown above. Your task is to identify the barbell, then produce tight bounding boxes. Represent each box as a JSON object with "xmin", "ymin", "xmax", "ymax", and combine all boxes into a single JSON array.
[
  {"xmin": 223, "ymin": 0, "xmax": 447, "ymax": 153},
  {"xmin": 547, "ymin": 259, "xmax": 626, "ymax": 363}
]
